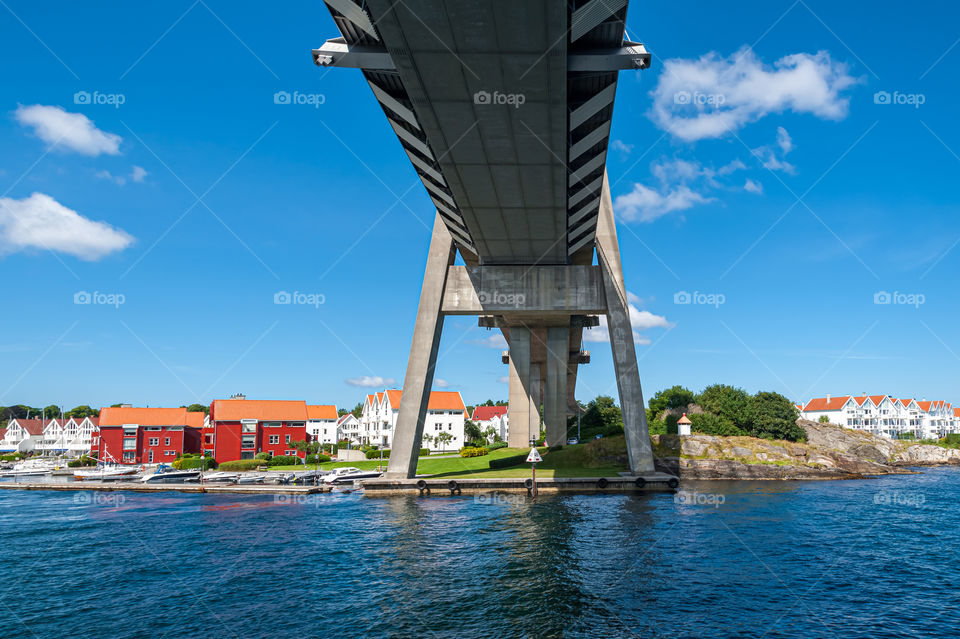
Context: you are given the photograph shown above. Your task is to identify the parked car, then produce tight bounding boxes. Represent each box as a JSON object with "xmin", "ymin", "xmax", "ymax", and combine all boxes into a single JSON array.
[
  {"xmin": 566, "ymin": 438, "xmax": 579, "ymax": 445},
  {"xmin": 594, "ymin": 434, "xmax": 603, "ymax": 439}
]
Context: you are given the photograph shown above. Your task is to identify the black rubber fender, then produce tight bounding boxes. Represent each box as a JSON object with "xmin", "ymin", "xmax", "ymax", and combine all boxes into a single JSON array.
[
  {"xmin": 447, "ymin": 480, "xmax": 459, "ymax": 492},
  {"xmin": 416, "ymin": 479, "xmax": 427, "ymax": 490},
  {"xmin": 597, "ymin": 477, "xmax": 609, "ymax": 489},
  {"xmin": 667, "ymin": 477, "xmax": 679, "ymax": 489},
  {"xmin": 634, "ymin": 477, "xmax": 647, "ymax": 488},
  {"xmin": 523, "ymin": 478, "xmax": 534, "ymax": 490}
]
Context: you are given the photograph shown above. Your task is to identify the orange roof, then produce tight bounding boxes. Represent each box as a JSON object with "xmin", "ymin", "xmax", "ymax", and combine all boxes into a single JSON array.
[
  {"xmin": 954, "ymin": 408, "xmax": 960, "ymax": 417},
  {"xmin": 677, "ymin": 413, "xmax": 692, "ymax": 425},
  {"xmin": 99, "ymin": 407, "xmax": 193, "ymax": 427},
  {"xmin": 376, "ymin": 392, "xmax": 384, "ymax": 403},
  {"xmin": 378, "ymin": 390, "xmax": 466, "ymax": 412},
  {"xmin": 307, "ymin": 405, "xmax": 338, "ymax": 420},
  {"xmin": 868, "ymin": 395, "xmax": 887, "ymax": 405},
  {"xmin": 211, "ymin": 399, "xmax": 307, "ymax": 422},
  {"xmin": 916, "ymin": 401, "xmax": 932, "ymax": 411},
  {"xmin": 852, "ymin": 396, "xmax": 870, "ymax": 406},
  {"xmin": 366, "ymin": 394, "xmax": 376, "ymax": 406},
  {"xmin": 185, "ymin": 412, "xmax": 205, "ymax": 429},
  {"xmin": 802, "ymin": 396, "xmax": 851, "ymax": 412}
]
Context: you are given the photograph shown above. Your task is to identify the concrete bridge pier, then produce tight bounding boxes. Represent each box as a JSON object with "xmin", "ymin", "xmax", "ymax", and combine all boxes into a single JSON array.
[{"xmin": 544, "ymin": 326, "xmax": 570, "ymax": 447}]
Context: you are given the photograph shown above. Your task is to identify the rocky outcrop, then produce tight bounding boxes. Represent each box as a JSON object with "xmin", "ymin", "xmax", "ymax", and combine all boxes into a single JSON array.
[{"xmin": 893, "ymin": 445, "xmax": 960, "ymax": 466}]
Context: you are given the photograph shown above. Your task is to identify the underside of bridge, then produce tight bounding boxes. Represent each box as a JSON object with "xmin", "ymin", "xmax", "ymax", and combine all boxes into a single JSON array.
[{"xmin": 315, "ymin": 0, "xmax": 655, "ymax": 477}]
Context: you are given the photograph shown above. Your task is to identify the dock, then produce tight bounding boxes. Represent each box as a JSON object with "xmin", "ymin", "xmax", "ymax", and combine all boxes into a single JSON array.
[
  {"xmin": 0, "ymin": 482, "xmax": 332, "ymax": 495},
  {"xmin": 362, "ymin": 472, "xmax": 679, "ymax": 496}
]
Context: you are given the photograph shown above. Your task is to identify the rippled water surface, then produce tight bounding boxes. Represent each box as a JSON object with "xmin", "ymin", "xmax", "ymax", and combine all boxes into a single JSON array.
[{"xmin": 2, "ymin": 469, "xmax": 960, "ymax": 638}]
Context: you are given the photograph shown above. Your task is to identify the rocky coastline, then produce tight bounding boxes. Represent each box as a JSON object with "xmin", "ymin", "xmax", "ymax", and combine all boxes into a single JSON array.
[{"xmin": 653, "ymin": 419, "xmax": 960, "ymax": 480}]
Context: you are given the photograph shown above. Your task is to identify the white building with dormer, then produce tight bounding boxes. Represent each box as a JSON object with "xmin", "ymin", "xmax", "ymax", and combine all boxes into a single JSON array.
[
  {"xmin": 359, "ymin": 389, "xmax": 466, "ymax": 451},
  {"xmin": 800, "ymin": 394, "xmax": 957, "ymax": 439}
]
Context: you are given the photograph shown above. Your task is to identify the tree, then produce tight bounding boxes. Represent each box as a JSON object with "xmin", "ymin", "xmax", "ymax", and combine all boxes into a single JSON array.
[
  {"xmin": 65, "ymin": 405, "xmax": 98, "ymax": 418},
  {"xmin": 350, "ymin": 402, "xmax": 363, "ymax": 418},
  {"xmin": 436, "ymin": 431, "xmax": 453, "ymax": 452},
  {"xmin": 337, "ymin": 408, "xmax": 350, "ymax": 417},
  {"xmin": 818, "ymin": 415, "xmax": 830, "ymax": 424},
  {"xmin": 484, "ymin": 426, "xmax": 499, "ymax": 443},
  {"xmin": 577, "ymin": 396, "xmax": 624, "ymax": 439},
  {"xmin": 422, "ymin": 433, "xmax": 434, "ymax": 449},
  {"xmin": 42, "ymin": 405, "xmax": 62, "ymax": 419},
  {"xmin": 696, "ymin": 384, "xmax": 751, "ymax": 429},
  {"xmin": 185, "ymin": 403, "xmax": 209, "ymax": 414},
  {"xmin": 464, "ymin": 420, "xmax": 484, "ymax": 445},
  {"xmin": 748, "ymin": 391, "xmax": 805, "ymax": 442},
  {"xmin": 648, "ymin": 385, "xmax": 695, "ymax": 417},
  {"xmin": 289, "ymin": 439, "xmax": 321, "ymax": 456}
]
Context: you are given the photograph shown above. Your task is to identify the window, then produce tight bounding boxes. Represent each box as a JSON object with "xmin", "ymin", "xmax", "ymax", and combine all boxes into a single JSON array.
[
  {"xmin": 148, "ymin": 438, "xmax": 159, "ymax": 446},
  {"xmin": 269, "ymin": 435, "xmax": 280, "ymax": 445},
  {"xmin": 123, "ymin": 438, "xmax": 136, "ymax": 450},
  {"xmin": 145, "ymin": 426, "xmax": 161, "ymax": 431},
  {"xmin": 290, "ymin": 422, "xmax": 304, "ymax": 428},
  {"xmin": 165, "ymin": 450, "xmax": 175, "ymax": 456},
  {"xmin": 164, "ymin": 437, "xmax": 170, "ymax": 446},
  {"xmin": 285, "ymin": 434, "xmax": 291, "ymax": 443},
  {"xmin": 241, "ymin": 435, "xmax": 255, "ymax": 449},
  {"xmin": 123, "ymin": 452, "xmax": 135, "ymax": 461},
  {"xmin": 242, "ymin": 422, "xmax": 257, "ymax": 433},
  {"xmin": 264, "ymin": 421, "xmax": 281, "ymax": 428},
  {"xmin": 204, "ymin": 435, "xmax": 213, "ymax": 444},
  {"xmin": 148, "ymin": 451, "xmax": 154, "ymax": 463},
  {"xmin": 285, "ymin": 450, "xmax": 296, "ymax": 456}
]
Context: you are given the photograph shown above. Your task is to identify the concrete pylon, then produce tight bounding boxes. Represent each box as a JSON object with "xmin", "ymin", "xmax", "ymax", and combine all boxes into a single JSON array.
[
  {"xmin": 507, "ymin": 327, "xmax": 532, "ymax": 448},
  {"xmin": 528, "ymin": 361, "xmax": 541, "ymax": 442},
  {"xmin": 385, "ymin": 214, "xmax": 456, "ymax": 479},
  {"xmin": 595, "ymin": 172, "xmax": 656, "ymax": 474},
  {"xmin": 543, "ymin": 326, "xmax": 569, "ymax": 446}
]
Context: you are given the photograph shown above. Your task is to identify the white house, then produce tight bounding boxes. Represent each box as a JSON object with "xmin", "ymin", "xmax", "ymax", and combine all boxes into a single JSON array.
[
  {"xmin": 306, "ymin": 405, "xmax": 339, "ymax": 444},
  {"xmin": 470, "ymin": 405, "xmax": 509, "ymax": 442},
  {"xmin": 337, "ymin": 413, "xmax": 360, "ymax": 444},
  {"xmin": 65, "ymin": 417, "xmax": 99, "ymax": 456},
  {"xmin": 800, "ymin": 394, "xmax": 958, "ymax": 439},
  {"xmin": 359, "ymin": 389, "xmax": 466, "ymax": 451},
  {"xmin": 37, "ymin": 418, "xmax": 66, "ymax": 453},
  {"xmin": 0, "ymin": 419, "xmax": 45, "ymax": 453}
]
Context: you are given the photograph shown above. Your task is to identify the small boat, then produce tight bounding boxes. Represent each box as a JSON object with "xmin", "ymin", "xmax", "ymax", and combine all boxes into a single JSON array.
[
  {"xmin": 0, "ymin": 459, "xmax": 57, "ymax": 477},
  {"xmin": 139, "ymin": 465, "xmax": 201, "ymax": 483},
  {"xmin": 200, "ymin": 472, "xmax": 239, "ymax": 484},
  {"xmin": 73, "ymin": 462, "xmax": 140, "ymax": 481},
  {"xmin": 237, "ymin": 474, "xmax": 267, "ymax": 485},
  {"xmin": 321, "ymin": 467, "xmax": 383, "ymax": 485},
  {"xmin": 290, "ymin": 469, "xmax": 329, "ymax": 484}
]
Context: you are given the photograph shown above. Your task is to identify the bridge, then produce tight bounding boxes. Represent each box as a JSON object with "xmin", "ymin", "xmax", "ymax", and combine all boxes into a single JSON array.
[{"xmin": 314, "ymin": 0, "xmax": 655, "ymax": 478}]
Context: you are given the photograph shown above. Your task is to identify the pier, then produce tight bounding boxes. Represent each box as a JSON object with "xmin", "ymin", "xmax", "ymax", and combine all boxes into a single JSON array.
[
  {"xmin": 0, "ymin": 482, "xmax": 332, "ymax": 495},
  {"xmin": 362, "ymin": 472, "xmax": 678, "ymax": 496}
]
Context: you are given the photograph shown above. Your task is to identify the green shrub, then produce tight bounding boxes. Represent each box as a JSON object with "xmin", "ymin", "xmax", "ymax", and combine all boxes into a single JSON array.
[
  {"xmin": 267, "ymin": 455, "xmax": 302, "ymax": 466},
  {"xmin": 688, "ymin": 413, "xmax": 746, "ymax": 437},
  {"xmin": 1, "ymin": 453, "xmax": 23, "ymax": 462},
  {"xmin": 747, "ymin": 391, "xmax": 806, "ymax": 442},
  {"xmin": 67, "ymin": 455, "xmax": 97, "ymax": 468},
  {"xmin": 365, "ymin": 449, "xmax": 391, "ymax": 460},
  {"xmin": 488, "ymin": 453, "xmax": 527, "ymax": 469},
  {"xmin": 459, "ymin": 446, "xmax": 489, "ymax": 458},
  {"xmin": 419, "ymin": 448, "xmax": 430, "ymax": 457},
  {"xmin": 254, "ymin": 452, "xmax": 272, "ymax": 461},
  {"xmin": 665, "ymin": 414, "xmax": 679, "ymax": 435},
  {"xmin": 647, "ymin": 419, "xmax": 667, "ymax": 436},
  {"xmin": 176, "ymin": 456, "xmax": 217, "ymax": 470},
  {"xmin": 218, "ymin": 459, "xmax": 265, "ymax": 471},
  {"xmin": 487, "ymin": 441, "xmax": 508, "ymax": 451},
  {"xmin": 818, "ymin": 415, "xmax": 830, "ymax": 423},
  {"xmin": 305, "ymin": 454, "xmax": 331, "ymax": 464}
]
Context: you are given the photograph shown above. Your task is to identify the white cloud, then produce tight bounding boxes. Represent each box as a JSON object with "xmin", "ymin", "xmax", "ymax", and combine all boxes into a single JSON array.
[
  {"xmin": 649, "ymin": 48, "xmax": 858, "ymax": 141},
  {"xmin": 131, "ymin": 166, "xmax": 147, "ymax": 182},
  {"xmin": 345, "ymin": 375, "xmax": 395, "ymax": 388},
  {"xmin": 752, "ymin": 126, "xmax": 796, "ymax": 173},
  {"xmin": 610, "ymin": 139, "xmax": 633, "ymax": 155},
  {"xmin": 14, "ymin": 105, "xmax": 122, "ymax": 156},
  {"xmin": 583, "ymin": 298, "xmax": 673, "ymax": 344},
  {"xmin": 614, "ymin": 182, "xmax": 714, "ymax": 222},
  {"xmin": 434, "ymin": 379, "xmax": 452, "ymax": 389},
  {"xmin": 0, "ymin": 192, "xmax": 133, "ymax": 260},
  {"xmin": 497, "ymin": 376, "xmax": 509, "ymax": 384},
  {"xmin": 469, "ymin": 332, "xmax": 508, "ymax": 349},
  {"xmin": 744, "ymin": 178, "xmax": 763, "ymax": 194},
  {"xmin": 95, "ymin": 165, "xmax": 149, "ymax": 187},
  {"xmin": 776, "ymin": 126, "xmax": 793, "ymax": 154}
]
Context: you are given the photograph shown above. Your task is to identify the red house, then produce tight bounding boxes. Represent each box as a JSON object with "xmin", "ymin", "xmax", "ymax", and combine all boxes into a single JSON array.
[
  {"xmin": 97, "ymin": 407, "xmax": 202, "ymax": 464},
  {"xmin": 209, "ymin": 398, "xmax": 308, "ymax": 461}
]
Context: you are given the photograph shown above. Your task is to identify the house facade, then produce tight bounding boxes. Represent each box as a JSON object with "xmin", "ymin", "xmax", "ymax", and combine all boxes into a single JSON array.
[
  {"xmin": 210, "ymin": 398, "xmax": 308, "ymax": 461},
  {"xmin": 358, "ymin": 389, "xmax": 466, "ymax": 451},
  {"xmin": 337, "ymin": 413, "xmax": 360, "ymax": 444},
  {"xmin": 0, "ymin": 418, "xmax": 45, "ymax": 453},
  {"xmin": 97, "ymin": 407, "xmax": 202, "ymax": 464},
  {"xmin": 800, "ymin": 394, "xmax": 958, "ymax": 439},
  {"xmin": 471, "ymin": 406, "xmax": 509, "ymax": 442},
  {"xmin": 306, "ymin": 405, "xmax": 339, "ymax": 444}
]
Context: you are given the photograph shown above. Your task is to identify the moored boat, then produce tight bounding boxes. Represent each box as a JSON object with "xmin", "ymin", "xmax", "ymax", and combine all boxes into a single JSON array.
[
  {"xmin": 321, "ymin": 467, "xmax": 383, "ymax": 485},
  {"xmin": 73, "ymin": 463, "xmax": 140, "ymax": 481},
  {"xmin": 139, "ymin": 465, "xmax": 201, "ymax": 483}
]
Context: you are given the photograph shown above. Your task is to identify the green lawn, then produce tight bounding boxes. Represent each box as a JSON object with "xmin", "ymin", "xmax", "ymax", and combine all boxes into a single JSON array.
[{"xmin": 263, "ymin": 438, "xmax": 631, "ymax": 477}]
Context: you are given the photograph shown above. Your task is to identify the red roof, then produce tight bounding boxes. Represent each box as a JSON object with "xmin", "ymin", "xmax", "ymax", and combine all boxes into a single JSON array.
[
  {"xmin": 802, "ymin": 396, "xmax": 851, "ymax": 412},
  {"xmin": 307, "ymin": 405, "xmax": 338, "ymax": 420},
  {"xmin": 10, "ymin": 419, "xmax": 48, "ymax": 436},
  {"xmin": 100, "ymin": 407, "xmax": 194, "ymax": 427},
  {"xmin": 211, "ymin": 399, "xmax": 307, "ymax": 422},
  {"xmin": 472, "ymin": 406, "xmax": 507, "ymax": 421}
]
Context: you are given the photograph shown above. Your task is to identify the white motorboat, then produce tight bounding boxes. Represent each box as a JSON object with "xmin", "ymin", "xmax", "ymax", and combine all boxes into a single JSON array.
[
  {"xmin": 0, "ymin": 459, "xmax": 57, "ymax": 478},
  {"xmin": 200, "ymin": 472, "xmax": 239, "ymax": 484},
  {"xmin": 290, "ymin": 469, "xmax": 329, "ymax": 484},
  {"xmin": 139, "ymin": 465, "xmax": 201, "ymax": 483},
  {"xmin": 321, "ymin": 467, "xmax": 383, "ymax": 485},
  {"xmin": 237, "ymin": 474, "xmax": 267, "ymax": 485},
  {"xmin": 73, "ymin": 463, "xmax": 140, "ymax": 481}
]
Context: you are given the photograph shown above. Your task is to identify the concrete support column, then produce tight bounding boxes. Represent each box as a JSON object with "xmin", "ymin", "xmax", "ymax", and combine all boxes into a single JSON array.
[
  {"xmin": 595, "ymin": 172, "xmax": 655, "ymax": 474},
  {"xmin": 528, "ymin": 362, "xmax": 542, "ymax": 443},
  {"xmin": 544, "ymin": 326, "xmax": 569, "ymax": 447},
  {"xmin": 385, "ymin": 214, "xmax": 456, "ymax": 478},
  {"xmin": 507, "ymin": 327, "xmax": 532, "ymax": 448}
]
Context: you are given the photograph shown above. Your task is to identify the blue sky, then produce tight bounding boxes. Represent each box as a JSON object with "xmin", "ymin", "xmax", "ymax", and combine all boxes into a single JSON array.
[{"xmin": 1, "ymin": 0, "xmax": 958, "ymax": 412}]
